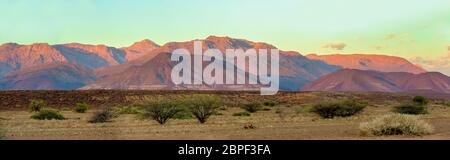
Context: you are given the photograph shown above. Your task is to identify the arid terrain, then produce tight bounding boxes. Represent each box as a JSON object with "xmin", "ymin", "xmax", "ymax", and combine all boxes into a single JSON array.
[{"xmin": 1, "ymin": 90, "xmax": 450, "ymax": 140}]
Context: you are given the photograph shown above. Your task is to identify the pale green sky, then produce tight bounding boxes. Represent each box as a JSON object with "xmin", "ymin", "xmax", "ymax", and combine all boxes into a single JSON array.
[{"xmin": 1, "ymin": 0, "xmax": 449, "ymax": 61}]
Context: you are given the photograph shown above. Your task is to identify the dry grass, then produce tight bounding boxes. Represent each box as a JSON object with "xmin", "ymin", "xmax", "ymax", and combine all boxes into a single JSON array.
[{"xmin": 360, "ymin": 114, "xmax": 433, "ymax": 136}]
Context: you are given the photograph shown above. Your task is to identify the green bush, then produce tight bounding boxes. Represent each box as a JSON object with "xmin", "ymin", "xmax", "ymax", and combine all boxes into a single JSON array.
[
  {"xmin": 89, "ymin": 108, "xmax": 118, "ymax": 123},
  {"xmin": 142, "ymin": 100, "xmax": 182, "ymax": 124},
  {"xmin": 310, "ymin": 99, "xmax": 366, "ymax": 118},
  {"xmin": 393, "ymin": 103, "xmax": 427, "ymax": 115},
  {"xmin": 233, "ymin": 112, "xmax": 251, "ymax": 116},
  {"xmin": 31, "ymin": 109, "xmax": 65, "ymax": 120},
  {"xmin": 186, "ymin": 94, "xmax": 222, "ymax": 123},
  {"xmin": 74, "ymin": 103, "xmax": 89, "ymax": 113},
  {"xmin": 171, "ymin": 104, "xmax": 193, "ymax": 119},
  {"xmin": 28, "ymin": 99, "xmax": 46, "ymax": 112},
  {"xmin": 263, "ymin": 100, "xmax": 277, "ymax": 107},
  {"xmin": 242, "ymin": 102, "xmax": 263, "ymax": 113},
  {"xmin": 360, "ymin": 114, "xmax": 433, "ymax": 136},
  {"xmin": 413, "ymin": 96, "xmax": 429, "ymax": 105}
]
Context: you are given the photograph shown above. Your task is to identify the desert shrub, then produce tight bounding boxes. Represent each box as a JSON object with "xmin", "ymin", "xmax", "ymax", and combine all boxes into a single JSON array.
[
  {"xmin": 233, "ymin": 112, "xmax": 251, "ymax": 116},
  {"xmin": 263, "ymin": 100, "xmax": 277, "ymax": 107},
  {"xmin": 242, "ymin": 102, "xmax": 263, "ymax": 113},
  {"xmin": 262, "ymin": 107, "xmax": 272, "ymax": 111},
  {"xmin": 243, "ymin": 124, "xmax": 256, "ymax": 129},
  {"xmin": 310, "ymin": 99, "xmax": 366, "ymax": 118},
  {"xmin": 89, "ymin": 108, "xmax": 118, "ymax": 123},
  {"xmin": 186, "ymin": 94, "xmax": 222, "ymax": 123},
  {"xmin": 360, "ymin": 114, "xmax": 433, "ymax": 136},
  {"xmin": 413, "ymin": 96, "xmax": 429, "ymax": 105},
  {"xmin": 142, "ymin": 100, "xmax": 182, "ymax": 124},
  {"xmin": 74, "ymin": 103, "xmax": 89, "ymax": 113},
  {"xmin": 28, "ymin": 99, "xmax": 46, "ymax": 112},
  {"xmin": 393, "ymin": 103, "xmax": 427, "ymax": 115},
  {"xmin": 31, "ymin": 109, "xmax": 65, "ymax": 120},
  {"xmin": 117, "ymin": 105, "xmax": 142, "ymax": 114}
]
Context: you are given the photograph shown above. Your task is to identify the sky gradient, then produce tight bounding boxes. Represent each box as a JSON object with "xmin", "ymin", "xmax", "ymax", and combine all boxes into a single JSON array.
[{"xmin": 1, "ymin": 0, "xmax": 450, "ymax": 73}]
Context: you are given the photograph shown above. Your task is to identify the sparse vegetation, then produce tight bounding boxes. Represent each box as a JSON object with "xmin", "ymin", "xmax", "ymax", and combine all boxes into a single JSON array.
[
  {"xmin": 28, "ymin": 99, "xmax": 46, "ymax": 112},
  {"xmin": 360, "ymin": 114, "xmax": 433, "ymax": 136},
  {"xmin": 242, "ymin": 102, "xmax": 263, "ymax": 113},
  {"xmin": 233, "ymin": 112, "xmax": 251, "ymax": 116},
  {"xmin": 186, "ymin": 94, "xmax": 222, "ymax": 123},
  {"xmin": 74, "ymin": 103, "xmax": 89, "ymax": 113},
  {"xmin": 413, "ymin": 96, "xmax": 429, "ymax": 105},
  {"xmin": 2, "ymin": 91, "xmax": 450, "ymax": 139},
  {"xmin": 31, "ymin": 109, "xmax": 65, "ymax": 120},
  {"xmin": 141, "ymin": 100, "xmax": 182, "ymax": 124},
  {"xmin": 89, "ymin": 108, "xmax": 118, "ymax": 123},
  {"xmin": 393, "ymin": 96, "xmax": 430, "ymax": 115},
  {"xmin": 310, "ymin": 99, "xmax": 366, "ymax": 118},
  {"xmin": 393, "ymin": 103, "xmax": 427, "ymax": 115}
]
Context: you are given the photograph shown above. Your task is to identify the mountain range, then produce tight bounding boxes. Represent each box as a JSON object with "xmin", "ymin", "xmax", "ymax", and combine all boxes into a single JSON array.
[
  {"xmin": 306, "ymin": 54, "xmax": 426, "ymax": 74},
  {"xmin": 0, "ymin": 36, "xmax": 449, "ymax": 94},
  {"xmin": 302, "ymin": 69, "xmax": 450, "ymax": 93}
]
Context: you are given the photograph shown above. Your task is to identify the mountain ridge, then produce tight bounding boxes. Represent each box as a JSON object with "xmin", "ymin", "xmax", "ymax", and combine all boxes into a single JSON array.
[
  {"xmin": 302, "ymin": 69, "xmax": 450, "ymax": 93},
  {"xmin": 84, "ymin": 36, "xmax": 341, "ymax": 91},
  {"xmin": 306, "ymin": 53, "xmax": 427, "ymax": 74},
  {"xmin": 1, "ymin": 36, "xmax": 447, "ymax": 93}
]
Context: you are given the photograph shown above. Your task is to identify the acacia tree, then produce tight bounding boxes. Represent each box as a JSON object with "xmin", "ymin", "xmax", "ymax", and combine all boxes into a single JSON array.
[
  {"xmin": 143, "ymin": 100, "xmax": 182, "ymax": 125},
  {"xmin": 186, "ymin": 94, "xmax": 222, "ymax": 123}
]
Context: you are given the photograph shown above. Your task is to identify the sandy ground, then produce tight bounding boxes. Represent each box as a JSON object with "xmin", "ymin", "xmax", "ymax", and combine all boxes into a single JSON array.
[{"xmin": 1, "ymin": 103, "xmax": 450, "ymax": 140}]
